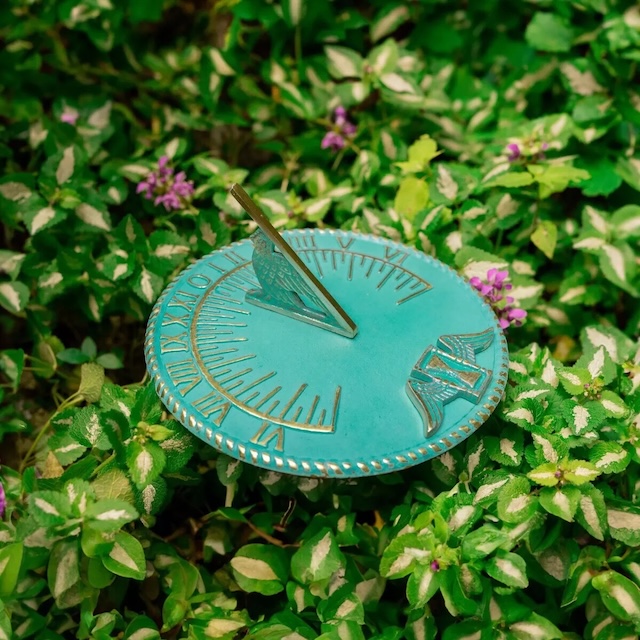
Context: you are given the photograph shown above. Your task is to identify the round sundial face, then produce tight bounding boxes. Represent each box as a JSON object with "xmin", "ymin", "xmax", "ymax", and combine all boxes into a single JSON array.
[{"xmin": 145, "ymin": 230, "xmax": 509, "ymax": 477}]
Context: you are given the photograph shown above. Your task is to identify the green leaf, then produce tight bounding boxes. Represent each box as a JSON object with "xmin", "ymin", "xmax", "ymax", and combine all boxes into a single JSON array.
[
  {"xmin": 216, "ymin": 454, "xmax": 243, "ymax": 487},
  {"xmin": 23, "ymin": 204, "xmax": 66, "ymax": 235},
  {"xmin": 612, "ymin": 204, "xmax": 640, "ymax": 239},
  {"xmin": 563, "ymin": 460, "xmax": 601, "ymax": 485},
  {"xmin": 126, "ymin": 440, "xmax": 166, "ymax": 489},
  {"xmin": 510, "ymin": 613, "xmax": 563, "ymax": 640},
  {"xmin": 539, "ymin": 486, "xmax": 580, "ymax": 522},
  {"xmin": 371, "ymin": 5, "xmax": 409, "ymax": 42},
  {"xmin": 0, "ymin": 349, "xmax": 24, "ymax": 392},
  {"xmin": 599, "ymin": 390, "xmax": 628, "ymax": 418},
  {"xmin": 497, "ymin": 477, "xmax": 537, "ymax": 523},
  {"xmin": 531, "ymin": 221, "xmax": 558, "ymax": 259},
  {"xmin": 598, "ymin": 242, "xmax": 638, "ymax": 296},
  {"xmin": 576, "ymin": 486, "xmax": 608, "ymax": 541},
  {"xmin": 558, "ymin": 366, "xmax": 591, "ymax": 395},
  {"xmin": 607, "ymin": 503, "xmax": 640, "ymax": 546},
  {"xmin": 486, "ymin": 172, "xmax": 535, "ymax": 188},
  {"xmin": 406, "ymin": 564, "xmax": 441, "ymax": 608},
  {"xmin": 464, "ymin": 525, "xmax": 509, "ymax": 562},
  {"xmin": 86, "ymin": 499, "xmax": 139, "ymax": 532},
  {"xmin": 394, "ymin": 177, "xmax": 429, "ymax": 220},
  {"xmin": 528, "ymin": 164, "xmax": 590, "ymax": 198},
  {"xmin": 561, "ymin": 399, "xmax": 605, "ymax": 436},
  {"xmin": 57, "ymin": 348, "xmax": 90, "ymax": 365},
  {"xmin": 281, "ymin": 0, "xmax": 304, "ymax": 26},
  {"xmin": 78, "ymin": 362, "xmax": 105, "ymax": 403},
  {"xmin": 230, "ymin": 544, "xmax": 289, "ymax": 595},
  {"xmin": 123, "ymin": 616, "xmax": 161, "ymax": 640},
  {"xmin": 592, "ymin": 571, "xmax": 640, "ymax": 622},
  {"xmin": 0, "ymin": 281, "xmax": 29, "ymax": 314},
  {"xmin": 96, "ymin": 353, "xmax": 124, "ymax": 369},
  {"xmin": 29, "ymin": 490, "xmax": 71, "ymax": 527},
  {"xmin": 590, "ymin": 442, "xmax": 630, "ymax": 474},
  {"xmin": 367, "ymin": 39, "xmax": 398, "ymax": 75},
  {"xmin": 525, "ymin": 12, "xmax": 574, "ymax": 52},
  {"xmin": 0, "ymin": 543, "xmax": 23, "ymax": 597},
  {"xmin": 395, "ymin": 135, "xmax": 441, "ymax": 173},
  {"xmin": 486, "ymin": 551, "xmax": 529, "ymax": 589},
  {"xmin": 528, "ymin": 463, "xmax": 560, "ymax": 487},
  {"xmin": 47, "ymin": 540, "xmax": 83, "ymax": 608},
  {"xmin": 0, "ymin": 251, "xmax": 25, "ymax": 279},
  {"xmin": 291, "ymin": 529, "xmax": 345, "ymax": 584},
  {"xmin": 133, "ymin": 267, "xmax": 163, "ymax": 304},
  {"xmin": 101, "ymin": 531, "xmax": 146, "ymax": 580},
  {"xmin": 325, "ymin": 46, "xmax": 364, "ymax": 79}
]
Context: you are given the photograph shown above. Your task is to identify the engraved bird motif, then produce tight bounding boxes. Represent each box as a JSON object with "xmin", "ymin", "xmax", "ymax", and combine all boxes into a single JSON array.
[
  {"xmin": 247, "ymin": 230, "xmax": 327, "ymax": 318},
  {"xmin": 406, "ymin": 328, "xmax": 495, "ymax": 437}
]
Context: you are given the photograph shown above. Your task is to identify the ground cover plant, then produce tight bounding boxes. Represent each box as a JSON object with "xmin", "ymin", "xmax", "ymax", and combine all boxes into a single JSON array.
[{"xmin": 1, "ymin": 0, "xmax": 640, "ymax": 638}]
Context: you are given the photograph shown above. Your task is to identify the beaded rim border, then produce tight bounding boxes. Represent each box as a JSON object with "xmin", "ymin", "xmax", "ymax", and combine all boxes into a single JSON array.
[{"xmin": 144, "ymin": 229, "xmax": 510, "ymax": 478}]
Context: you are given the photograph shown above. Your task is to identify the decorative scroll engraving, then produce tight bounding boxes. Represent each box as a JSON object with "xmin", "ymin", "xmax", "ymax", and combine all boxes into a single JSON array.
[{"xmin": 407, "ymin": 328, "xmax": 494, "ymax": 437}]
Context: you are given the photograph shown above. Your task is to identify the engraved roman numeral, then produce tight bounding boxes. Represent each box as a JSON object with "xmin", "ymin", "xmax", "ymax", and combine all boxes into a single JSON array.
[
  {"xmin": 224, "ymin": 250, "xmax": 245, "ymax": 266},
  {"xmin": 160, "ymin": 332, "xmax": 188, "ymax": 354},
  {"xmin": 169, "ymin": 290, "xmax": 199, "ymax": 312},
  {"xmin": 166, "ymin": 358, "xmax": 202, "ymax": 394},
  {"xmin": 384, "ymin": 246, "xmax": 409, "ymax": 265},
  {"xmin": 192, "ymin": 390, "xmax": 231, "ymax": 425},
  {"xmin": 161, "ymin": 312, "xmax": 189, "ymax": 328},
  {"xmin": 250, "ymin": 421, "xmax": 284, "ymax": 452},
  {"xmin": 291, "ymin": 235, "xmax": 317, "ymax": 249},
  {"xmin": 337, "ymin": 236, "xmax": 355, "ymax": 250}
]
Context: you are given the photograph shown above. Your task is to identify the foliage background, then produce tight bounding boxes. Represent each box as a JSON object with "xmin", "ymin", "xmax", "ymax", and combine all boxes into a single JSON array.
[{"xmin": 2, "ymin": 0, "xmax": 640, "ymax": 638}]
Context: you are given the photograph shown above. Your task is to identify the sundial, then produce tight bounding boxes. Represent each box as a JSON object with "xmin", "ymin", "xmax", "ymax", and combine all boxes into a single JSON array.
[{"xmin": 145, "ymin": 185, "xmax": 509, "ymax": 477}]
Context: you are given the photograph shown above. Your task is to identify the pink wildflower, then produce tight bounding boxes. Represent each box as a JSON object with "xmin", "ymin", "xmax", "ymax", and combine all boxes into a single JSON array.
[
  {"xmin": 470, "ymin": 269, "xmax": 526, "ymax": 330},
  {"xmin": 506, "ymin": 143, "xmax": 521, "ymax": 162},
  {"xmin": 60, "ymin": 109, "xmax": 79, "ymax": 125},
  {"xmin": 137, "ymin": 156, "xmax": 195, "ymax": 211},
  {"xmin": 0, "ymin": 480, "xmax": 5, "ymax": 518},
  {"xmin": 321, "ymin": 106, "xmax": 357, "ymax": 152}
]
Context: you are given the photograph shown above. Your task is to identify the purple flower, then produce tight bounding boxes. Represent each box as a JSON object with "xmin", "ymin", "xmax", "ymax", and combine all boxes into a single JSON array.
[
  {"xmin": 137, "ymin": 156, "xmax": 195, "ymax": 211},
  {"xmin": 470, "ymin": 269, "xmax": 526, "ymax": 330},
  {"xmin": 321, "ymin": 131, "xmax": 346, "ymax": 151},
  {"xmin": 60, "ymin": 109, "xmax": 79, "ymax": 126},
  {"xmin": 321, "ymin": 106, "xmax": 357, "ymax": 152},
  {"xmin": 430, "ymin": 560, "xmax": 440, "ymax": 572},
  {"xmin": 506, "ymin": 143, "xmax": 521, "ymax": 162},
  {"xmin": 0, "ymin": 480, "xmax": 5, "ymax": 519}
]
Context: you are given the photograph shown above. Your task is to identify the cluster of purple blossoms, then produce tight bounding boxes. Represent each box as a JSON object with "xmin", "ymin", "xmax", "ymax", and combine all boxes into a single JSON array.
[
  {"xmin": 137, "ymin": 156, "xmax": 195, "ymax": 211},
  {"xmin": 321, "ymin": 106, "xmax": 357, "ymax": 152},
  {"xmin": 470, "ymin": 269, "xmax": 527, "ymax": 330}
]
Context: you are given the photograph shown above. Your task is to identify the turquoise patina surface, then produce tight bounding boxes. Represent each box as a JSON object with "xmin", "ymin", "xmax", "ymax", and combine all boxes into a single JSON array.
[{"xmin": 145, "ymin": 230, "xmax": 509, "ymax": 477}]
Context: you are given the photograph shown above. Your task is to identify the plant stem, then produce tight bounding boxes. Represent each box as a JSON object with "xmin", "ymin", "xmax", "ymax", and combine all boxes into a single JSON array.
[{"xmin": 19, "ymin": 392, "xmax": 83, "ymax": 473}]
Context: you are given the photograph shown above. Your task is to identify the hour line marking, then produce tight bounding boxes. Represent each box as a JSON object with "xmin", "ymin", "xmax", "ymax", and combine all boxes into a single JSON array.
[
  {"xmin": 205, "ymin": 354, "xmax": 256, "ymax": 370},
  {"xmin": 254, "ymin": 385, "xmax": 283, "ymax": 409},
  {"xmin": 306, "ymin": 395, "xmax": 320, "ymax": 423},
  {"xmin": 235, "ymin": 371, "xmax": 278, "ymax": 397},
  {"xmin": 279, "ymin": 384, "xmax": 308, "ymax": 419},
  {"xmin": 377, "ymin": 267, "xmax": 395, "ymax": 290},
  {"xmin": 397, "ymin": 283, "xmax": 432, "ymax": 305},
  {"xmin": 218, "ymin": 367, "xmax": 253, "ymax": 385},
  {"xmin": 348, "ymin": 254, "xmax": 355, "ymax": 281}
]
